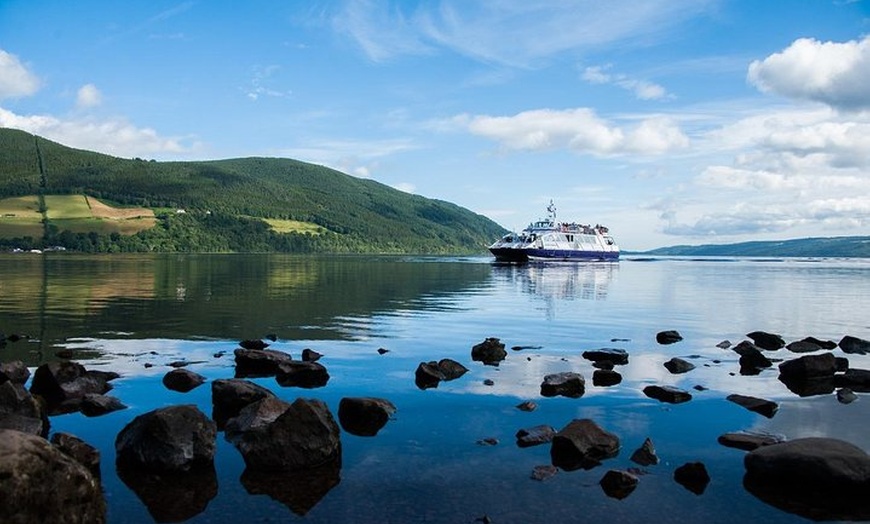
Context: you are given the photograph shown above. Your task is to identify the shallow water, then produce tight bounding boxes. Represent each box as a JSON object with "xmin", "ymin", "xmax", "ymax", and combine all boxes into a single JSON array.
[{"xmin": 2, "ymin": 253, "xmax": 869, "ymax": 523}]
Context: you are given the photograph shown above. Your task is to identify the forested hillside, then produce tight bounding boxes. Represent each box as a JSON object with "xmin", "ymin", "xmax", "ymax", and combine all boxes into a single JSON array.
[
  {"xmin": 0, "ymin": 128, "xmax": 506, "ymax": 253},
  {"xmin": 637, "ymin": 236, "xmax": 870, "ymax": 258}
]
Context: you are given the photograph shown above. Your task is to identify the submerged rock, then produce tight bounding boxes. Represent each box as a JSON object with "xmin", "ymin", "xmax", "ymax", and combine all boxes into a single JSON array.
[
  {"xmin": 116, "ymin": 404, "xmax": 216, "ymax": 472},
  {"xmin": 664, "ymin": 357, "xmax": 695, "ymax": 374},
  {"xmin": 718, "ymin": 431, "xmax": 785, "ymax": 451},
  {"xmin": 600, "ymin": 469, "xmax": 639, "ymax": 499},
  {"xmin": 746, "ymin": 331, "xmax": 786, "ymax": 351},
  {"xmin": 530, "ymin": 464, "xmax": 559, "ymax": 481},
  {"xmin": 338, "ymin": 397, "xmax": 396, "ymax": 437},
  {"xmin": 726, "ymin": 394, "xmax": 778, "ymax": 418},
  {"xmin": 80, "ymin": 393, "xmax": 127, "ymax": 417},
  {"xmin": 515, "ymin": 424, "xmax": 556, "ymax": 448},
  {"xmin": 540, "ymin": 372, "xmax": 585, "ymax": 398},
  {"xmin": 550, "ymin": 418, "xmax": 620, "ymax": 471},
  {"xmin": 471, "ymin": 337, "xmax": 507, "ymax": 366},
  {"xmin": 674, "ymin": 462, "xmax": 710, "ymax": 495},
  {"xmin": 643, "ymin": 385, "xmax": 692, "ymax": 404},
  {"xmin": 515, "ymin": 400, "xmax": 538, "ymax": 412},
  {"xmin": 836, "ymin": 387, "xmax": 858, "ymax": 404},
  {"xmin": 656, "ymin": 330, "xmax": 683, "ymax": 345}
]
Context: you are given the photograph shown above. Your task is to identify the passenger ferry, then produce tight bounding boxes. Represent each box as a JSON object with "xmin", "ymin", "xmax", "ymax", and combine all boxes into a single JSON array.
[{"xmin": 489, "ymin": 201, "xmax": 619, "ymax": 262}]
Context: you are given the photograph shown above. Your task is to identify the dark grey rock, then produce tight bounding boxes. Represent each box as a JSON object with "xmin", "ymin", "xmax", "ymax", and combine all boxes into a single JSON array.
[
  {"xmin": 540, "ymin": 372, "xmax": 585, "ymax": 398},
  {"xmin": 29, "ymin": 361, "xmax": 113, "ymax": 414},
  {"xmin": 80, "ymin": 394, "xmax": 127, "ymax": 417},
  {"xmin": 600, "ymin": 469, "xmax": 639, "ymax": 499},
  {"xmin": 779, "ymin": 352, "xmax": 838, "ymax": 381},
  {"xmin": 630, "ymin": 437, "xmax": 659, "ymax": 466},
  {"xmin": 727, "ymin": 394, "xmax": 778, "ymax": 418},
  {"xmin": 239, "ymin": 339, "xmax": 270, "ymax": 350},
  {"xmin": 837, "ymin": 388, "xmax": 858, "ymax": 404},
  {"xmin": 839, "ymin": 335, "xmax": 870, "ymax": 355},
  {"xmin": 802, "ymin": 336, "xmax": 837, "ymax": 349},
  {"xmin": 301, "ymin": 348, "xmax": 322, "ymax": 362},
  {"xmin": 738, "ymin": 345, "xmax": 773, "ymax": 375},
  {"xmin": 515, "ymin": 424, "xmax": 556, "ymax": 448},
  {"xmin": 414, "ymin": 359, "xmax": 468, "ymax": 390},
  {"xmin": 664, "ymin": 357, "xmax": 696, "ymax": 374},
  {"xmin": 834, "ymin": 368, "xmax": 870, "ymax": 393},
  {"xmin": 234, "ymin": 348, "xmax": 293, "ymax": 377},
  {"xmin": 674, "ymin": 461, "xmax": 710, "ymax": 495},
  {"xmin": 163, "ymin": 368, "xmax": 206, "ymax": 393},
  {"xmin": 718, "ymin": 431, "xmax": 785, "ymax": 451},
  {"xmin": 471, "ymin": 337, "xmax": 507, "ymax": 366},
  {"xmin": 656, "ymin": 330, "xmax": 683, "ymax": 345},
  {"xmin": 530, "ymin": 464, "xmax": 558, "ymax": 481},
  {"xmin": 275, "ymin": 361, "xmax": 329, "ymax": 389},
  {"xmin": 338, "ymin": 397, "xmax": 396, "ymax": 437},
  {"xmin": 515, "ymin": 400, "xmax": 537, "ymax": 412},
  {"xmin": 116, "ymin": 404, "xmax": 216, "ymax": 472},
  {"xmin": 582, "ymin": 348, "xmax": 629, "ymax": 365},
  {"xmin": 436, "ymin": 358, "xmax": 469, "ymax": 380},
  {"xmin": 716, "ymin": 340, "xmax": 732, "ymax": 349},
  {"xmin": 211, "ymin": 378, "xmax": 276, "ymax": 429},
  {"xmin": 786, "ymin": 340, "xmax": 823, "ymax": 353},
  {"xmin": 592, "ymin": 369, "xmax": 622, "ymax": 387},
  {"xmin": 0, "ymin": 360, "xmax": 30, "ymax": 385},
  {"xmin": 0, "ymin": 429, "xmax": 105, "ymax": 523},
  {"xmin": 747, "ymin": 331, "xmax": 786, "ymax": 350},
  {"xmin": 51, "ymin": 432, "xmax": 101, "ymax": 478},
  {"xmin": 643, "ymin": 385, "xmax": 692, "ymax": 404},
  {"xmin": 0, "ymin": 381, "xmax": 47, "ymax": 436},
  {"xmin": 550, "ymin": 418, "xmax": 620, "ymax": 471}
]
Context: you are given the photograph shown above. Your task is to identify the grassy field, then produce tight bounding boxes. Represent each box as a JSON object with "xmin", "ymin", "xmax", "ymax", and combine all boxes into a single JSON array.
[
  {"xmin": 0, "ymin": 196, "xmax": 44, "ymax": 238},
  {"xmin": 0, "ymin": 195, "xmax": 156, "ymax": 239},
  {"xmin": 264, "ymin": 218, "xmax": 326, "ymax": 235}
]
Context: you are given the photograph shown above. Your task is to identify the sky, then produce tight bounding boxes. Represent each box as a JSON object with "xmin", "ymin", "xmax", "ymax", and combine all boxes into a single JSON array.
[{"xmin": 0, "ymin": 0, "xmax": 868, "ymax": 250}]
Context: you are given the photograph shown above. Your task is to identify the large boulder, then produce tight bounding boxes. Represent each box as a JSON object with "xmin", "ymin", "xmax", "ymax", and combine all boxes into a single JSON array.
[
  {"xmin": 540, "ymin": 372, "xmax": 585, "ymax": 398},
  {"xmin": 225, "ymin": 397, "xmax": 341, "ymax": 471},
  {"xmin": 51, "ymin": 432, "xmax": 101, "ymax": 479},
  {"xmin": 211, "ymin": 378, "xmax": 276, "ymax": 428},
  {"xmin": 629, "ymin": 437, "xmax": 659, "ymax": 466},
  {"xmin": 582, "ymin": 348, "xmax": 629, "ymax": 366},
  {"xmin": 79, "ymin": 393, "xmax": 127, "ymax": 417},
  {"xmin": 234, "ymin": 348, "xmax": 294, "ymax": 377},
  {"xmin": 0, "ymin": 360, "xmax": 30, "ymax": 385},
  {"xmin": 338, "ymin": 397, "xmax": 396, "ymax": 437},
  {"xmin": 744, "ymin": 438, "xmax": 870, "ymax": 521},
  {"xmin": 0, "ymin": 429, "xmax": 105, "ymax": 523},
  {"xmin": 0, "ymin": 381, "xmax": 48, "ymax": 436},
  {"xmin": 550, "ymin": 418, "xmax": 620, "ymax": 471},
  {"xmin": 834, "ymin": 368, "xmax": 870, "ymax": 393},
  {"xmin": 275, "ymin": 361, "xmax": 330, "ymax": 389},
  {"xmin": 839, "ymin": 335, "xmax": 870, "ymax": 355},
  {"xmin": 115, "ymin": 404, "xmax": 216, "ymax": 472},
  {"xmin": 471, "ymin": 338, "xmax": 507, "ymax": 366},
  {"xmin": 29, "ymin": 361, "xmax": 114, "ymax": 414},
  {"xmin": 163, "ymin": 368, "xmax": 206, "ymax": 392},
  {"xmin": 747, "ymin": 331, "xmax": 786, "ymax": 350},
  {"xmin": 599, "ymin": 469, "xmax": 639, "ymax": 499},
  {"xmin": 778, "ymin": 353, "xmax": 838, "ymax": 397},
  {"xmin": 414, "ymin": 359, "xmax": 468, "ymax": 390}
]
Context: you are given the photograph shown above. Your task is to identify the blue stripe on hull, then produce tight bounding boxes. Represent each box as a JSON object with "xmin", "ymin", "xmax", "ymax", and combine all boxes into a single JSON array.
[{"xmin": 490, "ymin": 248, "xmax": 618, "ymax": 262}]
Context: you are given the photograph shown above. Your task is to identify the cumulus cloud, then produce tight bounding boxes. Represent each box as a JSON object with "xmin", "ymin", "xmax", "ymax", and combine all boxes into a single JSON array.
[
  {"xmin": 76, "ymin": 84, "xmax": 102, "ymax": 109},
  {"xmin": 582, "ymin": 65, "xmax": 669, "ymax": 100},
  {"xmin": 748, "ymin": 36, "xmax": 870, "ymax": 111},
  {"xmin": 460, "ymin": 108, "xmax": 688, "ymax": 155},
  {"xmin": 0, "ymin": 49, "xmax": 40, "ymax": 99}
]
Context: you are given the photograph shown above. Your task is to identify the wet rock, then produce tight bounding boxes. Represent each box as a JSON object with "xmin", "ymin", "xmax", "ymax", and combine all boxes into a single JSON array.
[
  {"xmin": 163, "ymin": 368, "xmax": 206, "ymax": 393},
  {"xmin": 839, "ymin": 335, "xmax": 870, "ymax": 355},
  {"xmin": 55, "ymin": 348, "xmax": 74, "ymax": 359},
  {"xmin": 80, "ymin": 393, "xmax": 127, "ymax": 417},
  {"xmin": 377, "ymin": 348, "xmax": 390, "ymax": 355},
  {"xmin": 483, "ymin": 379, "xmax": 494, "ymax": 386},
  {"xmin": 414, "ymin": 359, "xmax": 468, "ymax": 390},
  {"xmin": 471, "ymin": 337, "xmax": 507, "ymax": 366},
  {"xmin": 476, "ymin": 437, "xmax": 499, "ymax": 446},
  {"xmin": 540, "ymin": 372, "xmax": 585, "ymax": 398},
  {"xmin": 837, "ymin": 388, "xmax": 858, "ymax": 404},
  {"xmin": 664, "ymin": 357, "xmax": 695, "ymax": 374},
  {"xmin": 275, "ymin": 361, "xmax": 330, "ymax": 389},
  {"xmin": 29, "ymin": 361, "xmax": 113, "ymax": 414},
  {"xmin": 0, "ymin": 381, "xmax": 48, "ymax": 436},
  {"xmin": 437, "ymin": 358, "xmax": 469, "ymax": 380},
  {"xmin": 674, "ymin": 461, "xmax": 710, "ymax": 495},
  {"xmin": 239, "ymin": 339, "xmax": 270, "ymax": 350},
  {"xmin": 240, "ymin": 458, "xmax": 340, "ymax": 516},
  {"xmin": 743, "ymin": 438, "xmax": 870, "ymax": 521},
  {"xmin": 515, "ymin": 424, "xmax": 556, "ymax": 448},
  {"xmin": 592, "ymin": 369, "xmax": 622, "ymax": 387},
  {"xmin": 118, "ymin": 462, "xmax": 218, "ymax": 523},
  {"xmin": 726, "ymin": 394, "xmax": 778, "ymax": 418},
  {"xmin": 718, "ymin": 431, "xmax": 786, "ymax": 451},
  {"xmin": 530, "ymin": 464, "xmax": 558, "ymax": 481},
  {"xmin": 737, "ymin": 344, "xmax": 773, "ymax": 375},
  {"xmin": 338, "ymin": 397, "xmax": 396, "ymax": 437},
  {"xmin": 225, "ymin": 397, "xmax": 341, "ymax": 471},
  {"xmin": 234, "ymin": 348, "xmax": 294, "ymax": 378},
  {"xmin": 630, "ymin": 437, "xmax": 659, "ymax": 466},
  {"xmin": 0, "ymin": 429, "xmax": 105, "ymax": 523},
  {"xmin": 51, "ymin": 431, "xmax": 101, "ymax": 478},
  {"xmin": 550, "ymin": 418, "xmax": 620, "ymax": 471},
  {"xmin": 0, "ymin": 360, "xmax": 30, "ymax": 385},
  {"xmin": 747, "ymin": 331, "xmax": 786, "ymax": 351},
  {"xmin": 786, "ymin": 339, "xmax": 823, "ymax": 353},
  {"xmin": 582, "ymin": 348, "xmax": 629, "ymax": 366},
  {"xmin": 592, "ymin": 360, "xmax": 615, "ymax": 370},
  {"xmin": 716, "ymin": 340, "xmax": 732, "ymax": 349},
  {"xmin": 211, "ymin": 378, "xmax": 276, "ymax": 429},
  {"xmin": 778, "ymin": 352, "xmax": 837, "ymax": 381},
  {"xmin": 656, "ymin": 330, "xmax": 683, "ymax": 345},
  {"xmin": 802, "ymin": 336, "xmax": 838, "ymax": 350},
  {"xmin": 834, "ymin": 368, "xmax": 870, "ymax": 393},
  {"xmin": 731, "ymin": 340, "xmax": 764, "ymax": 356},
  {"xmin": 643, "ymin": 385, "xmax": 692, "ymax": 404},
  {"xmin": 599, "ymin": 469, "xmax": 639, "ymax": 499},
  {"xmin": 301, "ymin": 348, "xmax": 322, "ymax": 362},
  {"xmin": 516, "ymin": 400, "xmax": 537, "ymax": 412},
  {"xmin": 116, "ymin": 404, "xmax": 216, "ymax": 472},
  {"xmin": 693, "ymin": 384, "xmax": 709, "ymax": 391}
]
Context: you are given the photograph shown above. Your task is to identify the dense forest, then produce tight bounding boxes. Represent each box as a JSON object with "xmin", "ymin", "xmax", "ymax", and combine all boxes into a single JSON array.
[
  {"xmin": 0, "ymin": 128, "xmax": 506, "ymax": 254},
  {"xmin": 636, "ymin": 236, "xmax": 870, "ymax": 258}
]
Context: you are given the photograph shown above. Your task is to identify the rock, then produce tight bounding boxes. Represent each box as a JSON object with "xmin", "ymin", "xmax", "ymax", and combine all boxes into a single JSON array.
[
  {"xmin": 515, "ymin": 424, "xmax": 556, "ymax": 448},
  {"xmin": 239, "ymin": 339, "xmax": 270, "ymax": 350},
  {"xmin": 0, "ymin": 429, "xmax": 105, "ymax": 523},
  {"xmin": 55, "ymin": 348, "xmax": 74, "ymax": 359},
  {"xmin": 240, "ymin": 458, "xmax": 340, "ymax": 516},
  {"xmin": 839, "ymin": 335, "xmax": 870, "ymax": 355},
  {"xmin": 778, "ymin": 353, "xmax": 838, "ymax": 396},
  {"xmin": 414, "ymin": 359, "xmax": 468, "ymax": 389},
  {"xmin": 747, "ymin": 331, "xmax": 786, "ymax": 350},
  {"xmin": 786, "ymin": 339, "xmax": 823, "ymax": 353},
  {"xmin": 630, "ymin": 437, "xmax": 659, "ymax": 466},
  {"xmin": 592, "ymin": 360, "xmax": 615, "ymax": 370},
  {"xmin": 726, "ymin": 394, "xmax": 778, "ymax": 418},
  {"xmin": 471, "ymin": 337, "xmax": 507, "ymax": 366},
  {"xmin": 301, "ymin": 348, "xmax": 322, "ymax": 362},
  {"xmin": 737, "ymin": 345, "xmax": 773, "ymax": 375},
  {"xmin": 118, "ymin": 462, "xmax": 218, "ymax": 522},
  {"xmin": 51, "ymin": 432, "xmax": 101, "ymax": 478},
  {"xmin": 476, "ymin": 437, "xmax": 498, "ymax": 446},
  {"xmin": 530, "ymin": 464, "xmax": 558, "ymax": 481},
  {"xmin": 29, "ymin": 361, "xmax": 113, "ymax": 414},
  {"xmin": 275, "ymin": 361, "xmax": 330, "ymax": 388},
  {"xmin": 801, "ymin": 336, "xmax": 837, "ymax": 349},
  {"xmin": 0, "ymin": 360, "xmax": 30, "ymax": 385},
  {"xmin": 80, "ymin": 394, "xmax": 127, "ymax": 417},
  {"xmin": 716, "ymin": 340, "xmax": 732, "ymax": 349},
  {"xmin": 592, "ymin": 369, "xmax": 622, "ymax": 387},
  {"xmin": 718, "ymin": 431, "xmax": 785, "ymax": 451},
  {"xmin": 338, "ymin": 397, "xmax": 396, "ymax": 437},
  {"xmin": 674, "ymin": 461, "xmax": 710, "ymax": 495},
  {"xmin": 643, "ymin": 385, "xmax": 692, "ymax": 404},
  {"xmin": 234, "ymin": 348, "xmax": 294, "ymax": 377},
  {"xmin": 743, "ymin": 438, "xmax": 870, "ymax": 521},
  {"xmin": 731, "ymin": 340, "xmax": 764, "ymax": 356},
  {"xmin": 582, "ymin": 348, "xmax": 629, "ymax": 366},
  {"xmin": 837, "ymin": 388, "xmax": 858, "ymax": 404},
  {"xmin": 693, "ymin": 384, "xmax": 709, "ymax": 391},
  {"xmin": 834, "ymin": 368, "xmax": 870, "ymax": 393},
  {"xmin": 377, "ymin": 348, "xmax": 390, "ymax": 355},
  {"xmin": 663, "ymin": 357, "xmax": 695, "ymax": 374},
  {"xmin": 483, "ymin": 379, "xmax": 494, "ymax": 386},
  {"xmin": 211, "ymin": 378, "xmax": 276, "ymax": 428},
  {"xmin": 225, "ymin": 397, "xmax": 341, "ymax": 471},
  {"xmin": 436, "ymin": 358, "xmax": 469, "ymax": 380},
  {"xmin": 115, "ymin": 404, "xmax": 216, "ymax": 472},
  {"xmin": 550, "ymin": 418, "xmax": 620, "ymax": 471},
  {"xmin": 515, "ymin": 400, "xmax": 537, "ymax": 412},
  {"xmin": 163, "ymin": 368, "xmax": 206, "ymax": 393},
  {"xmin": 599, "ymin": 469, "xmax": 639, "ymax": 499},
  {"xmin": 0, "ymin": 381, "xmax": 47, "ymax": 436},
  {"xmin": 540, "ymin": 372, "xmax": 585, "ymax": 398},
  {"xmin": 656, "ymin": 330, "xmax": 683, "ymax": 345}
]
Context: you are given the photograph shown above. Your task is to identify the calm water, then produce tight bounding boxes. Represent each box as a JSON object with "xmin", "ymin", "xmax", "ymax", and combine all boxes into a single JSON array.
[{"xmin": 2, "ymin": 253, "xmax": 869, "ymax": 523}]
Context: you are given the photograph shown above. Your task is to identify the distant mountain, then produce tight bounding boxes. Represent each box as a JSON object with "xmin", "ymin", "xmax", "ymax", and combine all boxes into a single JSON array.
[
  {"xmin": 0, "ymin": 128, "xmax": 507, "ymax": 253},
  {"xmin": 635, "ymin": 236, "xmax": 870, "ymax": 258}
]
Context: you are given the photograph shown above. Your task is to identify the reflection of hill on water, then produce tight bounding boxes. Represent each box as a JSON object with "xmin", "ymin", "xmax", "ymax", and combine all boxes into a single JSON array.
[{"xmin": 494, "ymin": 262, "xmax": 617, "ymax": 301}]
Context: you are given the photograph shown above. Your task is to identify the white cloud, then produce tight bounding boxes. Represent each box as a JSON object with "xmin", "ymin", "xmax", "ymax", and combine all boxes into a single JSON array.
[
  {"xmin": 76, "ymin": 84, "xmax": 102, "ymax": 109},
  {"xmin": 748, "ymin": 36, "xmax": 870, "ymax": 111},
  {"xmin": 461, "ymin": 108, "xmax": 688, "ymax": 155},
  {"xmin": 582, "ymin": 64, "xmax": 669, "ymax": 100},
  {"xmin": 0, "ymin": 49, "xmax": 40, "ymax": 99}
]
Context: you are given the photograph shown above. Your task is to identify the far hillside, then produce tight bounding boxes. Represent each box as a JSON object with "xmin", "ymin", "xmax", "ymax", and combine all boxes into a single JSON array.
[
  {"xmin": 0, "ymin": 128, "xmax": 506, "ymax": 253},
  {"xmin": 636, "ymin": 236, "xmax": 870, "ymax": 258}
]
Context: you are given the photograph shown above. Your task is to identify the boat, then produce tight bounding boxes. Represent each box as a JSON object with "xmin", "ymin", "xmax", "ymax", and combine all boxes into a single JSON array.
[{"xmin": 489, "ymin": 201, "xmax": 619, "ymax": 262}]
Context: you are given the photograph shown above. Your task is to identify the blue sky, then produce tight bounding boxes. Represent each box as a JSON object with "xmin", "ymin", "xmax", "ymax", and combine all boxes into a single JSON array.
[{"xmin": 1, "ymin": 0, "xmax": 868, "ymax": 250}]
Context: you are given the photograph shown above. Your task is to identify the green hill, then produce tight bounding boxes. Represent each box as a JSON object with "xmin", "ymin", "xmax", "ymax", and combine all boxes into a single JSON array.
[
  {"xmin": 0, "ymin": 128, "xmax": 507, "ymax": 253},
  {"xmin": 636, "ymin": 236, "xmax": 870, "ymax": 258}
]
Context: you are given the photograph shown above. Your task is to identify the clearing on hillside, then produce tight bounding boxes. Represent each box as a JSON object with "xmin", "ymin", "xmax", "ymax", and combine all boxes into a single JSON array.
[
  {"xmin": 0, "ymin": 196, "xmax": 43, "ymax": 239},
  {"xmin": 0, "ymin": 195, "xmax": 157, "ymax": 237},
  {"xmin": 265, "ymin": 218, "xmax": 326, "ymax": 235}
]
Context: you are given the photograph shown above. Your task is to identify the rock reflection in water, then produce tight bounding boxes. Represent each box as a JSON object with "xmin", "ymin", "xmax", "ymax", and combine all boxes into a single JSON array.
[
  {"xmin": 240, "ymin": 457, "xmax": 341, "ymax": 516},
  {"xmin": 116, "ymin": 463, "xmax": 218, "ymax": 523}
]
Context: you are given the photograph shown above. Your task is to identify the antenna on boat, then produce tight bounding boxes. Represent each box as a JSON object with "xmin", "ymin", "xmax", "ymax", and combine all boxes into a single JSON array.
[{"xmin": 547, "ymin": 199, "xmax": 556, "ymax": 223}]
